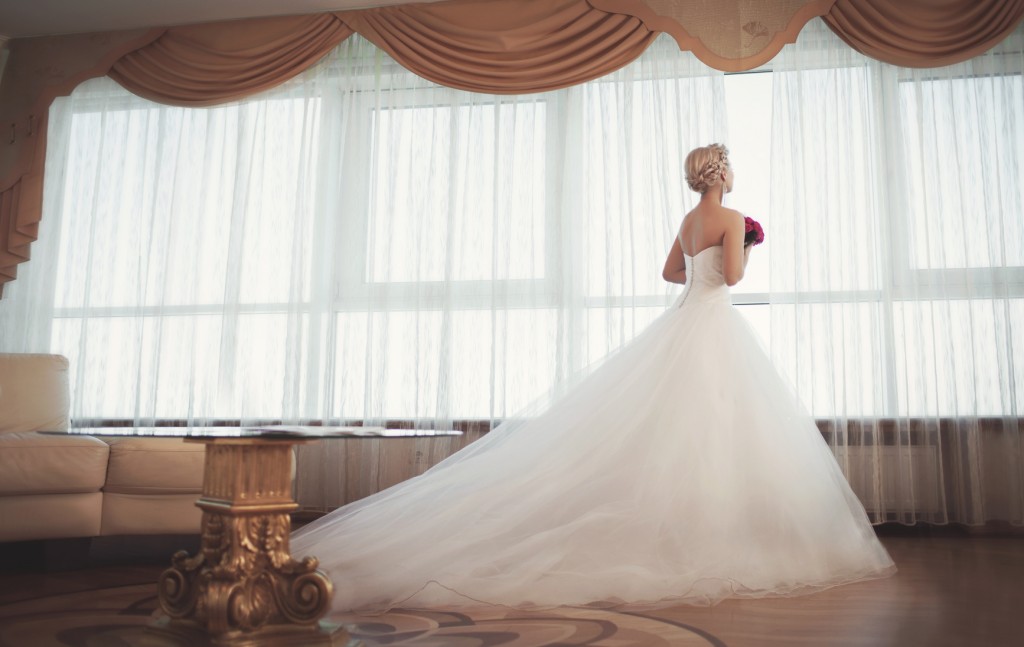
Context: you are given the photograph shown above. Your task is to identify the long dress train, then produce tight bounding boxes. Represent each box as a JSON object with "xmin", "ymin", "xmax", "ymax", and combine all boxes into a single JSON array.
[{"xmin": 292, "ymin": 245, "xmax": 896, "ymax": 612}]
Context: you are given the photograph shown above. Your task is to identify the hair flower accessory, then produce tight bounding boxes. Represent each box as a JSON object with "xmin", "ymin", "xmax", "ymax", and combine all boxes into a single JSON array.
[{"xmin": 744, "ymin": 216, "xmax": 765, "ymax": 246}]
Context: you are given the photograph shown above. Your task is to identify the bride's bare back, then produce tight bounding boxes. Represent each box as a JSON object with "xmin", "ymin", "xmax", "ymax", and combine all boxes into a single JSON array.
[
  {"xmin": 679, "ymin": 203, "xmax": 743, "ymax": 257},
  {"xmin": 663, "ymin": 203, "xmax": 749, "ymax": 287}
]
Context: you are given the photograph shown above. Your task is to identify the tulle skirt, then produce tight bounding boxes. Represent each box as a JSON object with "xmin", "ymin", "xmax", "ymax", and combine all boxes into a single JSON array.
[{"xmin": 291, "ymin": 297, "xmax": 896, "ymax": 613}]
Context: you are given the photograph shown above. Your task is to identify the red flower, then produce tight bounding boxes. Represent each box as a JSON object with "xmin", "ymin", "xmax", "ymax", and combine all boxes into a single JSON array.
[{"xmin": 744, "ymin": 216, "xmax": 765, "ymax": 246}]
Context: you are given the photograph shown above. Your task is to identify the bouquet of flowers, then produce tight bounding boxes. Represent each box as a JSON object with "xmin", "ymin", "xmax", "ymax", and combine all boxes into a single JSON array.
[{"xmin": 744, "ymin": 216, "xmax": 765, "ymax": 247}]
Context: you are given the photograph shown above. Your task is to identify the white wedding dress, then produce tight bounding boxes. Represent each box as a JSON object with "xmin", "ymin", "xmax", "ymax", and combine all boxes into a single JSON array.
[{"xmin": 292, "ymin": 245, "xmax": 896, "ymax": 613}]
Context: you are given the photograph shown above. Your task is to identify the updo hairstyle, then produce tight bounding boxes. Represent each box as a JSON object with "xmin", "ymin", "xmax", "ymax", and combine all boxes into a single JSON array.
[{"xmin": 684, "ymin": 143, "xmax": 730, "ymax": 194}]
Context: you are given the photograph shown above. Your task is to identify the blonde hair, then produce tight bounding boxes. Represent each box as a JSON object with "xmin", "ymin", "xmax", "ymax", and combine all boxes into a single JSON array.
[{"xmin": 684, "ymin": 143, "xmax": 730, "ymax": 194}]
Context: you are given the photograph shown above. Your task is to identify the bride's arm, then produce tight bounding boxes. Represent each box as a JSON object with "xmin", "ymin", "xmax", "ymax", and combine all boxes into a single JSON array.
[
  {"xmin": 722, "ymin": 212, "xmax": 747, "ymax": 286},
  {"xmin": 662, "ymin": 236, "xmax": 686, "ymax": 284}
]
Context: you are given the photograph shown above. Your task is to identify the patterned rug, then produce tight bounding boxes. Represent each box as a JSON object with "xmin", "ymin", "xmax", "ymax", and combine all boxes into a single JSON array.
[{"xmin": 0, "ymin": 583, "xmax": 725, "ymax": 646}]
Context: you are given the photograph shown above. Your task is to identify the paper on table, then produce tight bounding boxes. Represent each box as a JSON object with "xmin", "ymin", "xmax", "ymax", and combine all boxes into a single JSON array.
[{"xmin": 247, "ymin": 425, "xmax": 387, "ymax": 436}]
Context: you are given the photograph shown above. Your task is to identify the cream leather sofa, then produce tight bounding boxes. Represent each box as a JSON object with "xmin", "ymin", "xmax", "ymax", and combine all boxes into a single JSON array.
[{"xmin": 0, "ymin": 353, "xmax": 204, "ymax": 543}]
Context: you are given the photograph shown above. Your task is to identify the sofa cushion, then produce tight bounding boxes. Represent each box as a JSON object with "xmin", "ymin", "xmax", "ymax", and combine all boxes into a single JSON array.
[
  {"xmin": 101, "ymin": 493, "xmax": 202, "ymax": 536},
  {"xmin": 102, "ymin": 437, "xmax": 205, "ymax": 494},
  {"xmin": 0, "ymin": 431, "xmax": 109, "ymax": 495},
  {"xmin": 0, "ymin": 353, "xmax": 70, "ymax": 434}
]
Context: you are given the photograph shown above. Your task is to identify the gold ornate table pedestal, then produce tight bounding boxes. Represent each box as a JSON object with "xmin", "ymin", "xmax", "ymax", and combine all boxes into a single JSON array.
[{"xmin": 150, "ymin": 438, "xmax": 354, "ymax": 647}]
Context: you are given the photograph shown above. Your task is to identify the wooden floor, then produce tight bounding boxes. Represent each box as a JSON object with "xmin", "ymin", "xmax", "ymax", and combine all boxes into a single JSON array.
[{"xmin": 0, "ymin": 531, "xmax": 1021, "ymax": 646}]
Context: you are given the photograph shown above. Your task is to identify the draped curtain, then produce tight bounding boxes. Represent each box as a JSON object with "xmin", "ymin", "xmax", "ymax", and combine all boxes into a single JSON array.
[
  {"xmin": 769, "ymin": 20, "xmax": 1024, "ymax": 524},
  {"xmin": 4, "ymin": 0, "xmax": 1023, "ymax": 296},
  {"xmin": 824, "ymin": 0, "xmax": 1024, "ymax": 68},
  {"xmin": 0, "ymin": 34, "xmax": 725, "ymax": 508},
  {"xmin": 0, "ymin": 0, "xmax": 657, "ymax": 297},
  {"xmin": 0, "ymin": 0, "xmax": 1022, "ymax": 522}
]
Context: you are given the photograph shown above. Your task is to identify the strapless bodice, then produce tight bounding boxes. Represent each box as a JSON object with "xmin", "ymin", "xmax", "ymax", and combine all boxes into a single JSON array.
[{"xmin": 680, "ymin": 246, "xmax": 731, "ymax": 306}]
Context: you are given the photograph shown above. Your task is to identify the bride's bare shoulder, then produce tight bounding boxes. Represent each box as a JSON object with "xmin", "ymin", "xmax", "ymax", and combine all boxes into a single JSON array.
[
  {"xmin": 716, "ymin": 208, "xmax": 744, "ymax": 232},
  {"xmin": 719, "ymin": 206, "xmax": 744, "ymax": 221},
  {"xmin": 679, "ymin": 208, "xmax": 698, "ymax": 232},
  {"xmin": 700, "ymin": 205, "xmax": 742, "ymax": 230}
]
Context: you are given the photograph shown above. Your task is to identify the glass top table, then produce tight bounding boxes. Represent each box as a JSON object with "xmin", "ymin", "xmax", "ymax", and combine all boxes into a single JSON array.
[
  {"xmin": 59, "ymin": 425, "xmax": 463, "ymax": 439},
  {"xmin": 57, "ymin": 425, "xmax": 460, "ymax": 646}
]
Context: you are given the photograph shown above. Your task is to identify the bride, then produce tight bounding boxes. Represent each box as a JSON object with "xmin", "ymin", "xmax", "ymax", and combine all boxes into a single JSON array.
[{"xmin": 292, "ymin": 143, "xmax": 896, "ymax": 613}]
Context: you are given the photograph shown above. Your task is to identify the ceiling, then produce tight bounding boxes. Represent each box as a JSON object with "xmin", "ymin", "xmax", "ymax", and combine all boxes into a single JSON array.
[{"xmin": 0, "ymin": 0, "xmax": 448, "ymax": 39}]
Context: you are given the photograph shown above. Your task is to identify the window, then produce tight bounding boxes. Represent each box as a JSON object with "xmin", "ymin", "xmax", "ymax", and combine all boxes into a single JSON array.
[
  {"xmin": 44, "ymin": 43, "xmax": 724, "ymax": 423},
  {"xmin": 50, "ymin": 93, "xmax": 326, "ymax": 419},
  {"xmin": 40, "ymin": 38, "xmax": 1024, "ymax": 422},
  {"xmin": 329, "ymin": 90, "xmax": 557, "ymax": 418},
  {"xmin": 763, "ymin": 60, "xmax": 1024, "ymax": 417},
  {"xmin": 723, "ymin": 71, "xmax": 773, "ymax": 348},
  {"xmin": 899, "ymin": 73, "xmax": 1024, "ymax": 277}
]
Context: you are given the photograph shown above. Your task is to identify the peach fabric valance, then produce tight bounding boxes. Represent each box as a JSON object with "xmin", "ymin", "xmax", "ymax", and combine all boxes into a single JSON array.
[
  {"xmin": 109, "ymin": 14, "xmax": 355, "ymax": 107},
  {"xmin": 823, "ymin": 0, "xmax": 1024, "ymax": 69},
  {"xmin": 342, "ymin": 0, "xmax": 654, "ymax": 95},
  {"xmin": 107, "ymin": 0, "xmax": 656, "ymax": 105},
  {"xmin": 2, "ymin": 0, "xmax": 1024, "ymax": 296}
]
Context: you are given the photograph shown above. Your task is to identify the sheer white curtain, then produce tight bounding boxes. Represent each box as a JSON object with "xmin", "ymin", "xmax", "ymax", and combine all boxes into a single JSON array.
[
  {"xmin": 769, "ymin": 20, "xmax": 1024, "ymax": 525},
  {"xmin": 0, "ymin": 34, "xmax": 726, "ymax": 509}
]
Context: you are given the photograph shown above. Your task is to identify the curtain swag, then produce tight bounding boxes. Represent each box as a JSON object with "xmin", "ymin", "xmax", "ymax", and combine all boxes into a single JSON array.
[
  {"xmin": 108, "ymin": 14, "xmax": 355, "ymax": 107},
  {"xmin": 1, "ymin": 0, "xmax": 1023, "ymax": 296},
  {"xmin": 824, "ymin": 0, "xmax": 1024, "ymax": 69}
]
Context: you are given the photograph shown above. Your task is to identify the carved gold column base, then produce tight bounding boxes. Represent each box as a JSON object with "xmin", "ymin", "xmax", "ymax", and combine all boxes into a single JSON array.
[{"xmin": 152, "ymin": 438, "xmax": 356, "ymax": 646}]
